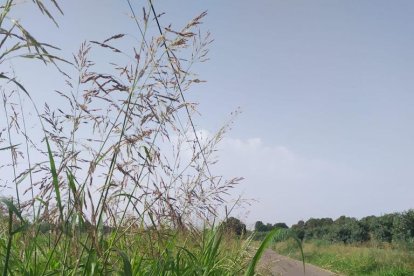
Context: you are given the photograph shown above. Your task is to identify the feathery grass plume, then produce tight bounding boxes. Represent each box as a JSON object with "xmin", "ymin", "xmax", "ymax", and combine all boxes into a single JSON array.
[{"xmin": 0, "ymin": 1, "xmax": 265, "ymax": 275}]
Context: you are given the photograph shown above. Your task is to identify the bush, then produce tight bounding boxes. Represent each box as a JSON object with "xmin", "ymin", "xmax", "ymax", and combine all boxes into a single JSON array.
[
  {"xmin": 327, "ymin": 217, "xmax": 369, "ymax": 244},
  {"xmin": 222, "ymin": 217, "xmax": 246, "ymax": 236},
  {"xmin": 393, "ymin": 210, "xmax": 414, "ymax": 242}
]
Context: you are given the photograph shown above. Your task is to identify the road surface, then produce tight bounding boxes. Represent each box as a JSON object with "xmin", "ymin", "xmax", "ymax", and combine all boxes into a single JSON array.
[{"xmin": 258, "ymin": 249, "xmax": 338, "ymax": 276}]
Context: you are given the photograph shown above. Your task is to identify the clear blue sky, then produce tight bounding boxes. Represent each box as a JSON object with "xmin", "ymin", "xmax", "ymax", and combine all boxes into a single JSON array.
[{"xmin": 7, "ymin": 0, "xmax": 414, "ymax": 226}]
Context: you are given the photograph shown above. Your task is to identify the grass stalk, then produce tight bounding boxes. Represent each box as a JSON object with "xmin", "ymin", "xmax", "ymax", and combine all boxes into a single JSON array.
[{"xmin": 2, "ymin": 208, "xmax": 13, "ymax": 276}]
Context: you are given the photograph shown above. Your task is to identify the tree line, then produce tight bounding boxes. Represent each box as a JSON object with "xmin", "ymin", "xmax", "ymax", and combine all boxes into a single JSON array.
[{"xmin": 254, "ymin": 209, "xmax": 414, "ymax": 244}]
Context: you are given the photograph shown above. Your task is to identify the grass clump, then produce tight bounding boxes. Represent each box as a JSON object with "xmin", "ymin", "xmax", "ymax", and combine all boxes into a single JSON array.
[{"xmin": 0, "ymin": 224, "xmax": 253, "ymax": 275}]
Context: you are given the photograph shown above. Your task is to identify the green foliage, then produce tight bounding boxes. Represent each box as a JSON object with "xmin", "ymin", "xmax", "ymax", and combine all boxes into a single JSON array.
[
  {"xmin": 221, "ymin": 217, "xmax": 246, "ymax": 236},
  {"xmin": 289, "ymin": 210, "xmax": 414, "ymax": 245},
  {"xmin": 274, "ymin": 240, "xmax": 414, "ymax": 276},
  {"xmin": 0, "ymin": 225, "xmax": 254, "ymax": 275},
  {"xmin": 393, "ymin": 210, "xmax": 414, "ymax": 242},
  {"xmin": 253, "ymin": 221, "xmax": 263, "ymax": 232},
  {"xmin": 254, "ymin": 220, "xmax": 289, "ymax": 232},
  {"xmin": 274, "ymin": 223, "xmax": 288, "ymax": 229},
  {"xmin": 0, "ymin": 198, "xmax": 27, "ymax": 276},
  {"xmin": 370, "ymin": 214, "xmax": 395, "ymax": 243},
  {"xmin": 328, "ymin": 216, "xmax": 369, "ymax": 244},
  {"xmin": 291, "ymin": 220, "xmax": 305, "ymax": 241},
  {"xmin": 302, "ymin": 218, "xmax": 333, "ymax": 240}
]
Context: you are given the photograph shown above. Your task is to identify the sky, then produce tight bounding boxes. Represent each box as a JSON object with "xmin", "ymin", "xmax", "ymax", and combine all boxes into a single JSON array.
[{"xmin": 4, "ymin": 0, "xmax": 414, "ymax": 227}]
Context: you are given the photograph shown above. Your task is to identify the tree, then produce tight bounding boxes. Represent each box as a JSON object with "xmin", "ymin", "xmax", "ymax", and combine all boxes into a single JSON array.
[
  {"xmin": 371, "ymin": 214, "xmax": 395, "ymax": 243},
  {"xmin": 393, "ymin": 209, "xmax": 414, "ymax": 242},
  {"xmin": 255, "ymin": 221, "xmax": 266, "ymax": 232},
  {"xmin": 291, "ymin": 220, "xmax": 305, "ymax": 242},
  {"xmin": 304, "ymin": 218, "xmax": 333, "ymax": 240},
  {"xmin": 329, "ymin": 216, "xmax": 369, "ymax": 243},
  {"xmin": 223, "ymin": 217, "xmax": 246, "ymax": 236},
  {"xmin": 274, "ymin": 222, "xmax": 288, "ymax": 229}
]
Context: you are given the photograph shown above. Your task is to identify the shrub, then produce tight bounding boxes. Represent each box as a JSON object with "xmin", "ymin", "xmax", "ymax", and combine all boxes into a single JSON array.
[{"xmin": 222, "ymin": 217, "xmax": 247, "ymax": 236}]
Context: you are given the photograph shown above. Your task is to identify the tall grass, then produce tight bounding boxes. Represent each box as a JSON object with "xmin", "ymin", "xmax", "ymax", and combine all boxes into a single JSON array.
[
  {"xmin": 0, "ymin": 1, "xmax": 296, "ymax": 275},
  {"xmin": 0, "ymin": 224, "xmax": 250, "ymax": 275}
]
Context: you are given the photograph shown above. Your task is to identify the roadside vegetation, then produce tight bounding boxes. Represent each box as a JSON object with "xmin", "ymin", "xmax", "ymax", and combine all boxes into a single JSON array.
[
  {"xmin": 255, "ymin": 210, "xmax": 414, "ymax": 275},
  {"xmin": 0, "ymin": 1, "xmax": 300, "ymax": 275},
  {"xmin": 273, "ymin": 240, "xmax": 414, "ymax": 276}
]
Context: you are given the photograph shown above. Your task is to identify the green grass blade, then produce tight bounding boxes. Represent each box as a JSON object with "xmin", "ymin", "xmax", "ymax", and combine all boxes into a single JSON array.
[
  {"xmin": 244, "ymin": 228, "xmax": 287, "ymax": 276},
  {"xmin": 0, "ymin": 73, "xmax": 31, "ymax": 99},
  {"xmin": 0, "ymin": 198, "xmax": 24, "ymax": 222},
  {"xmin": 290, "ymin": 233, "xmax": 305, "ymax": 274},
  {"xmin": 46, "ymin": 138, "xmax": 63, "ymax": 221},
  {"xmin": 0, "ymin": 198, "xmax": 27, "ymax": 276},
  {"xmin": 116, "ymin": 250, "xmax": 132, "ymax": 276},
  {"xmin": 3, "ymin": 209, "xmax": 13, "ymax": 276},
  {"xmin": 0, "ymin": 144, "xmax": 20, "ymax": 151}
]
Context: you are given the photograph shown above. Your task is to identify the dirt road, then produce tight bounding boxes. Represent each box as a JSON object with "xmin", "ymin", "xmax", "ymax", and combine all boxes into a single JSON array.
[{"xmin": 258, "ymin": 249, "xmax": 338, "ymax": 276}]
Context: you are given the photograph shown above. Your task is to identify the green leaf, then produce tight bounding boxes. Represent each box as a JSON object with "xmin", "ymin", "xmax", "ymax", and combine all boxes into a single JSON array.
[
  {"xmin": 0, "ymin": 73, "xmax": 31, "ymax": 99},
  {"xmin": 116, "ymin": 250, "xmax": 132, "ymax": 276},
  {"xmin": 0, "ymin": 144, "xmax": 20, "ymax": 151},
  {"xmin": 66, "ymin": 170, "xmax": 77, "ymax": 199},
  {"xmin": 0, "ymin": 197, "xmax": 24, "ymax": 222},
  {"xmin": 11, "ymin": 223, "xmax": 29, "ymax": 235},
  {"xmin": 143, "ymin": 146, "xmax": 152, "ymax": 162},
  {"xmin": 245, "ymin": 228, "xmax": 291, "ymax": 276},
  {"xmin": 46, "ymin": 138, "xmax": 63, "ymax": 221}
]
